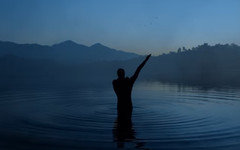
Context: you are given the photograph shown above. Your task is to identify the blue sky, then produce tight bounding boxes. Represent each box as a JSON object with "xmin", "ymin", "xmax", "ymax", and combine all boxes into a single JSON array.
[{"xmin": 0, "ymin": 0, "xmax": 240, "ymax": 55}]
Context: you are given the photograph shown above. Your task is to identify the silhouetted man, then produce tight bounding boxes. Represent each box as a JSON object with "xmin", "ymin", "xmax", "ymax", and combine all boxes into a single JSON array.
[{"xmin": 113, "ymin": 54, "xmax": 151, "ymax": 120}]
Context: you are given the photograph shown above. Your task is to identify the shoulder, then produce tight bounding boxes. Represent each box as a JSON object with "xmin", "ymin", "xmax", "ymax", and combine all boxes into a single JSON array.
[
  {"xmin": 126, "ymin": 77, "xmax": 134, "ymax": 83},
  {"xmin": 112, "ymin": 79, "xmax": 117, "ymax": 84}
]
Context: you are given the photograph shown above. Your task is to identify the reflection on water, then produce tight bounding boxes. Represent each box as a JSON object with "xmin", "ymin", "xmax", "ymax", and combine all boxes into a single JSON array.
[
  {"xmin": 113, "ymin": 118, "xmax": 135, "ymax": 148},
  {"xmin": 113, "ymin": 116, "xmax": 149, "ymax": 149},
  {"xmin": 0, "ymin": 83, "xmax": 240, "ymax": 149}
]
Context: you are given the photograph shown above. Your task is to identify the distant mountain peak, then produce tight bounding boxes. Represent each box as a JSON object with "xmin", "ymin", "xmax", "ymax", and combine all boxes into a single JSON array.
[
  {"xmin": 52, "ymin": 40, "xmax": 88, "ymax": 49},
  {"xmin": 53, "ymin": 40, "xmax": 77, "ymax": 46},
  {"xmin": 91, "ymin": 43, "xmax": 106, "ymax": 48},
  {"xmin": 62, "ymin": 40, "xmax": 76, "ymax": 44}
]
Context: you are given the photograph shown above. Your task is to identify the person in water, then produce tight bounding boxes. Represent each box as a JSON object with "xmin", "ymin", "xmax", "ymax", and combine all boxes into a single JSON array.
[{"xmin": 112, "ymin": 54, "xmax": 151, "ymax": 119}]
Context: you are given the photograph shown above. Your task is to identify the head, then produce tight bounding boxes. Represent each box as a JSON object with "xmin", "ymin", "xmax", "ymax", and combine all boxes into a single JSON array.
[{"xmin": 117, "ymin": 68, "xmax": 125, "ymax": 79}]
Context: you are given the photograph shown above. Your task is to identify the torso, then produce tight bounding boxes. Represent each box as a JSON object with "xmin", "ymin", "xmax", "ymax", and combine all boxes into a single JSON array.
[{"xmin": 113, "ymin": 77, "xmax": 134, "ymax": 111}]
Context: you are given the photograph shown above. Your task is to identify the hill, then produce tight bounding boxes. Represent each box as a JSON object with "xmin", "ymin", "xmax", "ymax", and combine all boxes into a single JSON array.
[
  {"xmin": 0, "ymin": 40, "xmax": 139, "ymax": 64},
  {"xmin": 142, "ymin": 43, "xmax": 240, "ymax": 86},
  {"xmin": 1, "ymin": 43, "xmax": 240, "ymax": 88}
]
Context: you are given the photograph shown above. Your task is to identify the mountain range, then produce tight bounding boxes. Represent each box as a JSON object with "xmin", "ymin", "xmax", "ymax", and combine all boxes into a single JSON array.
[
  {"xmin": 1, "ymin": 41, "xmax": 240, "ymax": 88},
  {"xmin": 0, "ymin": 40, "xmax": 139, "ymax": 64}
]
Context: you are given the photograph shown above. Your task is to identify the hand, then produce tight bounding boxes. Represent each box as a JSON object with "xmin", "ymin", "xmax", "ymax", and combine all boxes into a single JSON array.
[{"xmin": 146, "ymin": 54, "xmax": 151, "ymax": 60}]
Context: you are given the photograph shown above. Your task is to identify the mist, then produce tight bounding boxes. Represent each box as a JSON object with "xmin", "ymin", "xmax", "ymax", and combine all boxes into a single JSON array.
[{"xmin": 1, "ymin": 41, "xmax": 240, "ymax": 89}]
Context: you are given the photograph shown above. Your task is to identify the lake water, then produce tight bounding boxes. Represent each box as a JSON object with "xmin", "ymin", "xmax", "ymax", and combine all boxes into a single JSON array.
[{"xmin": 0, "ymin": 82, "xmax": 240, "ymax": 150}]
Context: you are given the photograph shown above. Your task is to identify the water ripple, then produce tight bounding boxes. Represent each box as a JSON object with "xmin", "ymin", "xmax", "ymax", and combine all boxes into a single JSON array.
[{"xmin": 0, "ymin": 85, "xmax": 240, "ymax": 149}]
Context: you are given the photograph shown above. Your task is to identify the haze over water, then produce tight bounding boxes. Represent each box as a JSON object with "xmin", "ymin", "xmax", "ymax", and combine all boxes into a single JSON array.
[
  {"xmin": 1, "ymin": 1, "xmax": 240, "ymax": 149},
  {"xmin": 1, "ymin": 82, "xmax": 240, "ymax": 150}
]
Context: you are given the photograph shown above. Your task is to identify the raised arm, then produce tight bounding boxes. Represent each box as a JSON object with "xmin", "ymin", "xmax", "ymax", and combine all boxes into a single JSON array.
[{"xmin": 131, "ymin": 54, "xmax": 151, "ymax": 82}]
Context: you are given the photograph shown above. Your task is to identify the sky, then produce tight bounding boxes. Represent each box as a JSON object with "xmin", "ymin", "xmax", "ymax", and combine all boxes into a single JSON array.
[{"xmin": 0, "ymin": 0, "xmax": 240, "ymax": 55}]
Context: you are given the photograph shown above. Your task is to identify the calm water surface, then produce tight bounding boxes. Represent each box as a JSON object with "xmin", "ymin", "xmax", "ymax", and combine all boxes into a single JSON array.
[{"xmin": 0, "ymin": 82, "xmax": 240, "ymax": 150}]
